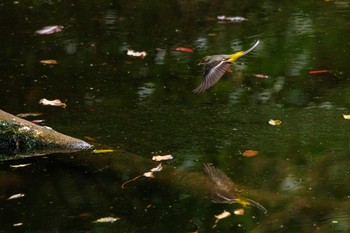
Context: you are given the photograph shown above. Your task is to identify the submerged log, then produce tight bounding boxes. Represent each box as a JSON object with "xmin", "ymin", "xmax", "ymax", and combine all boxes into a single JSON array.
[{"xmin": 0, "ymin": 109, "xmax": 92, "ymax": 159}]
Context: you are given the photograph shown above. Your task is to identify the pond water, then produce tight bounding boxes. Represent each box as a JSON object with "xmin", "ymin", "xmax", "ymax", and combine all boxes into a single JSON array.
[{"xmin": 1, "ymin": 0, "xmax": 350, "ymax": 232}]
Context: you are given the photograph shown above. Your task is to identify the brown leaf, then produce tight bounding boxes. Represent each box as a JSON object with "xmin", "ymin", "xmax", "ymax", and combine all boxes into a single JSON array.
[
  {"xmin": 40, "ymin": 59, "xmax": 58, "ymax": 65},
  {"xmin": 84, "ymin": 136, "xmax": 96, "ymax": 141}
]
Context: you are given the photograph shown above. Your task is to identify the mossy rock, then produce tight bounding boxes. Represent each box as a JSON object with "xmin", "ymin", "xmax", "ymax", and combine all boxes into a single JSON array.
[{"xmin": 0, "ymin": 110, "xmax": 92, "ymax": 160}]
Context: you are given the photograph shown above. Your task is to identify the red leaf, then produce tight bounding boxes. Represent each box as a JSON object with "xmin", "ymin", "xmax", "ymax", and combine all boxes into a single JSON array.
[
  {"xmin": 172, "ymin": 47, "xmax": 193, "ymax": 53},
  {"xmin": 309, "ymin": 70, "xmax": 332, "ymax": 75}
]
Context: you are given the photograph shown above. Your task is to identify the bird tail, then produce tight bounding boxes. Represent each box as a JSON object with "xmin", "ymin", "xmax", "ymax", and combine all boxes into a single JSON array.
[
  {"xmin": 234, "ymin": 197, "xmax": 267, "ymax": 214},
  {"xmin": 242, "ymin": 40, "xmax": 260, "ymax": 55}
]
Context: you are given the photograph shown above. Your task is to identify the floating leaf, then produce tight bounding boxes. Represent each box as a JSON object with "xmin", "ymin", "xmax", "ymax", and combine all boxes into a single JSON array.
[
  {"xmin": 217, "ymin": 15, "xmax": 247, "ymax": 22},
  {"xmin": 269, "ymin": 119, "xmax": 282, "ymax": 126},
  {"xmin": 16, "ymin": 112, "xmax": 43, "ymax": 118},
  {"xmin": 36, "ymin": 25, "xmax": 64, "ymax": 35},
  {"xmin": 127, "ymin": 49, "xmax": 147, "ymax": 58},
  {"xmin": 152, "ymin": 154, "xmax": 173, "ymax": 161},
  {"xmin": 143, "ymin": 172, "xmax": 155, "ymax": 178},
  {"xmin": 39, "ymin": 98, "xmax": 66, "ymax": 108},
  {"xmin": 31, "ymin": 119, "xmax": 45, "ymax": 124},
  {"xmin": 215, "ymin": 210, "xmax": 231, "ymax": 220},
  {"xmin": 309, "ymin": 69, "xmax": 332, "ymax": 75},
  {"xmin": 212, "ymin": 210, "xmax": 231, "ymax": 228},
  {"xmin": 121, "ymin": 163, "xmax": 163, "ymax": 189},
  {"xmin": 233, "ymin": 208, "xmax": 245, "ymax": 215},
  {"xmin": 84, "ymin": 136, "xmax": 96, "ymax": 141},
  {"xmin": 150, "ymin": 163, "xmax": 163, "ymax": 172},
  {"xmin": 253, "ymin": 74, "xmax": 269, "ymax": 79},
  {"xmin": 7, "ymin": 193, "xmax": 25, "ymax": 200},
  {"xmin": 40, "ymin": 59, "xmax": 58, "ymax": 65},
  {"xmin": 93, "ymin": 149, "xmax": 115, "ymax": 153},
  {"xmin": 343, "ymin": 114, "xmax": 350, "ymax": 120},
  {"xmin": 10, "ymin": 163, "xmax": 31, "ymax": 168},
  {"xmin": 93, "ymin": 217, "xmax": 120, "ymax": 223},
  {"xmin": 242, "ymin": 150, "xmax": 258, "ymax": 157},
  {"xmin": 172, "ymin": 47, "xmax": 193, "ymax": 53}
]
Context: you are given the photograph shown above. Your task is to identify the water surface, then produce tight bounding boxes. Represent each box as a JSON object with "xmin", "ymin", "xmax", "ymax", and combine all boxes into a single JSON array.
[{"xmin": 1, "ymin": 0, "xmax": 350, "ymax": 232}]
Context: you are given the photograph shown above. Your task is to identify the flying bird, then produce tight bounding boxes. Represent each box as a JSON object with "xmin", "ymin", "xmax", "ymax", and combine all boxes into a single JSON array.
[{"xmin": 193, "ymin": 40, "xmax": 260, "ymax": 93}]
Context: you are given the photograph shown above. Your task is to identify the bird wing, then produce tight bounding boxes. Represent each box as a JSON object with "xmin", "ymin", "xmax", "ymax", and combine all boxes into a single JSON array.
[
  {"xmin": 193, "ymin": 59, "xmax": 232, "ymax": 93},
  {"xmin": 203, "ymin": 164, "xmax": 239, "ymax": 195}
]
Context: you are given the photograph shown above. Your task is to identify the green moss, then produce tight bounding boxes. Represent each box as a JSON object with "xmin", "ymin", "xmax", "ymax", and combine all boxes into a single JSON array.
[{"xmin": 0, "ymin": 120, "xmax": 47, "ymax": 155}]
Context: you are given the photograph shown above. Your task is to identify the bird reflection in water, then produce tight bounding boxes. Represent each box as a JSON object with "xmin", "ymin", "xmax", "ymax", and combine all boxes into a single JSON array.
[{"xmin": 203, "ymin": 163, "xmax": 267, "ymax": 214}]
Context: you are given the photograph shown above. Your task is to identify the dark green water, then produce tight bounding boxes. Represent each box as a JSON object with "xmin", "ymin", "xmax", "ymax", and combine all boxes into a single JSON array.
[{"xmin": 1, "ymin": 0, "xmax": 350, "ymax": 232}]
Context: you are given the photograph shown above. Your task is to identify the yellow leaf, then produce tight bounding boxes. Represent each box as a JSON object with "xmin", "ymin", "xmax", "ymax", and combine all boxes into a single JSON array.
[
  {"xmin": 269, "ymin": 119, "xmax": 282, "ymax": 126},
  {"xmin": 343, "ymin": 114, "xmax": 350, "ymax": 120},
  {"xmin": 93, "ymin": 149, "xmax": 115, "ymax": 153}
]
